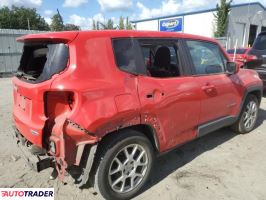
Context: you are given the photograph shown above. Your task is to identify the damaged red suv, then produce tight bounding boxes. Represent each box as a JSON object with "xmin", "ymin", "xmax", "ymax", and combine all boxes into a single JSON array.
[{"xmin": 13, "ymin": 31, "xmax": 262, "ymax": 200}]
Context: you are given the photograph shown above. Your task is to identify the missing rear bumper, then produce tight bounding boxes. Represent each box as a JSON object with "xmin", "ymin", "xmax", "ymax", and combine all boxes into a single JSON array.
[{"xmin": 12, "ymin": 126, "xmax": 54, "ymax": 172}]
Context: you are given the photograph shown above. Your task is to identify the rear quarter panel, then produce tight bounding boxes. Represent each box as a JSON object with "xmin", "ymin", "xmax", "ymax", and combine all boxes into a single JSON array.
[{"xmin": 50, "ymin": 36, "xmax": 141, "ymax": 140}]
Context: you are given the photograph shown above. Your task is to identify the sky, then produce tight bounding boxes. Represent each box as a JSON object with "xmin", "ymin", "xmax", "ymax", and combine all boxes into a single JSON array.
[{"xmin": 0, "ymin": 0, "xmax": 266, "ymax": 29}]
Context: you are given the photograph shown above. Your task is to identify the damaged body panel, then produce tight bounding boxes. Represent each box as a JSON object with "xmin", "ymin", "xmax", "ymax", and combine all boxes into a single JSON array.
[
  {"xmin": 13, "ymin": 32, "xmax": 143, "ymax": 181},
  {"xmin": 12, "ymin": 30, "xmax": 262, "ymax": 199}
]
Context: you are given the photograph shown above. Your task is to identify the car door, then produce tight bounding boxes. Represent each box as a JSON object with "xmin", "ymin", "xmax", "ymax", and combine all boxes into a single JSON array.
[
  {"xmin": 185, "ymin": 40, "xmax": 239, "ymax": 129},
  {"xmin": 137, "ymin": 39, "xmax": 201, "ymax": 151}
]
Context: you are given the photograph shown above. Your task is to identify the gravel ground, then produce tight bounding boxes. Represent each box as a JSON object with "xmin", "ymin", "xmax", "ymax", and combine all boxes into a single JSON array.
[{"xmin": 1, "ymin": 77, "xmax": 266, "ymax": 200}]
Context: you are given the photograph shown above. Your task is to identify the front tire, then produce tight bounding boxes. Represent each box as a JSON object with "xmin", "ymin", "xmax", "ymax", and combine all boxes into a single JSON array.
[
  {"xmin": 232, "ymin": 94, "xmax": 259, "ymax": 134},
  {"xmin": 94, "ymin": 130, "xmax": 154, "ymax": 200}
]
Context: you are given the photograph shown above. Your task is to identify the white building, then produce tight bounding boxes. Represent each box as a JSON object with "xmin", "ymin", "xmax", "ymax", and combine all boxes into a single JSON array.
[{"xmin": 132, "ymin": 2, "xmax": 266, "ymax": 49}]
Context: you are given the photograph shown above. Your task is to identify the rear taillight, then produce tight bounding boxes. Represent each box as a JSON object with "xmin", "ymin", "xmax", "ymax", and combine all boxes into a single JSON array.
[
  {"xmin": 244, "ymin": 54, "xmax": 258, "ymax": 62},
  {"xmin": 235, "ymin": 57, "xmax": 245, "ymax": 62},
  {"xmin": 44, "ymin": 91, "xmax": 75, "ymax": 119}
]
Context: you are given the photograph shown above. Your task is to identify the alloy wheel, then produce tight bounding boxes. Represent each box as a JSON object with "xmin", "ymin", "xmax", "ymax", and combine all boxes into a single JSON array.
[
  {"xmin": 108, "ymin": 144, "xmax": 149, "ymax": 193},
  {"xmin": 243, "ymin": 100, "xmax": 258, "ymax": 130}
]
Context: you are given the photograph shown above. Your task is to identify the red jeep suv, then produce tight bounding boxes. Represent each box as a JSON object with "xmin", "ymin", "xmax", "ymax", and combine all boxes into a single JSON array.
[{"xmin": 12, "ymin": 31, "xmax": 262, "ymax": 200}]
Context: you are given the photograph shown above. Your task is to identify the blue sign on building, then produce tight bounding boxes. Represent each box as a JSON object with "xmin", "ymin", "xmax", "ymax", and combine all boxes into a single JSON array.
[{"xmin": 159, "ymin": 17, "xmax": 183, "ymax": 32}]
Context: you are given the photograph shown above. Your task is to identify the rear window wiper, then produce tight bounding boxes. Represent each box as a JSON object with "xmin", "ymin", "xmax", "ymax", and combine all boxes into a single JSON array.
[{"xmin": 15, "ymin": 71, "xmax": 23, "ymax": 77}]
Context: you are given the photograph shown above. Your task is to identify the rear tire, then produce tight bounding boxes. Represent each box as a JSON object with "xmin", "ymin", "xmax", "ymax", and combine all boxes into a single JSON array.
[
  {"xmin": 93, "ymin": 130, "xmax": 154, "ymax": 200},
  {"xmin": 232, "ymin": 94, "xmax": 259, "ymax": 134}
]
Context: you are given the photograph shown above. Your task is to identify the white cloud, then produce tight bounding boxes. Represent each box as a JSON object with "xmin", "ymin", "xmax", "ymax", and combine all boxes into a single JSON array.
[
  {"xmin": 44, "ymin": 9, "xmax": 54, "ymax": 16},
  {"xmin": 136, "ymin": 0, "xmax": 266, "ymax": 20},
  {"xmin": 0, "ymin": 0, "xmax": 42, "ymax": 7},
  {"xmin": 136, "ymin": 0, "xmax": 220, "ymax": 19},
  {"xmin": 137, "ymin": 0, "xmax": 181, "ymax": 19},
  {"xmin": 98, "ymin": 0, "xmax": 133, "ymax": 11},
  {"xmin": 68, "ymin": 13, "xmax": 105, "ymax": 30},
  {"xmin": 44, "ymin": 17, "xmax": 52, "ymax": 25},
  {"xmin": 43, "ymin": 10, "xmax": 54, "ymax": 25},
  {"xmin": 63, "ymin": 0, "xmax": 88, "ymax": 8}
]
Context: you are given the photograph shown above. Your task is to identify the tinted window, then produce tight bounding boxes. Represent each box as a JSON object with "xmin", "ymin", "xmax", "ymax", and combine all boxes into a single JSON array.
[
  {"xmin": 227, "ymin": 49, "xmax": 247, "ymax": 54},
  {"xmin": 112, "ymin": 39, "xmax": 145, "ymax": 75},
  {"xmin": 253, "ymin": 33, "xmax": 266, "ymax": 50},
  {"xmin": 186, "ymin": 40, "xmax": 225, "ymax": 75},
  {"xmin": 221, "ymin": 52, "xmax": 228, "ymax": 67},
  {"xmin": 139, "ymin": 40, "xmax": 180, "ymax": 78}
]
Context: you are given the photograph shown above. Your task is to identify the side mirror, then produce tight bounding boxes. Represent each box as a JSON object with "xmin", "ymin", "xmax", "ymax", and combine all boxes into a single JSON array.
[{"xmin": 226, "ymin": 62, "xmax": 237, "ymax": 75}]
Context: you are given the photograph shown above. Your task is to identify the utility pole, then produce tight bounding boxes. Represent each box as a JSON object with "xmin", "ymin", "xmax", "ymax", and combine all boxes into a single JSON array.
[
  {"xmin": 56, "ymin": 8, "xmax": 64, "ymax": 31},
  {"xmin": 27, "ymin": 18, "xmax": 30, "ymax": 30}
]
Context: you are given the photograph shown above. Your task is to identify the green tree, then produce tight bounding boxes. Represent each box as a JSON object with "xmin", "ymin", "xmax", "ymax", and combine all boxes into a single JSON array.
[
  {"xmin": 64, "ymin": 23, "xmax": 80, "ymax": 31},
  {"xmin": 96, "ymin": 21, "xmax": 106, "ymax": 30},
  {"xmin": 92, "ymin": 19, "xmax": 115, "ymax": 30},
  {"xmin": 125, "ymin": 17, "xmax": 132, "ymax": 30},
  {"xmin": 0, "ymin": 6, "xmax": 49, "ymax": 30},
  {"xmin": 118, "ymin": 16, "xmax": 124, "ymax": 30},
  {"xmin": 214, "ymin": 0, "xmax": 232, "ymax": 37},
  {"xmin": 50, "ymin": 10, "xmax": 64, "ymax": 31},
  {"xmin": 106, "ymin": 19, "xmax": 115, "ymax": 30},
  {"xmin": 91, "ymin": 16, "xmax": 132, "ymax": 30}
]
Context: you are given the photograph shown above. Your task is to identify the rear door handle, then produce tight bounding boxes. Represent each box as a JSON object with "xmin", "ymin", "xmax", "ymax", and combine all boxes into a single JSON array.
[
  {"xmin": 146, "ymin": 93, "xmax": 153, "ymax": 98},
  {"xmin": 202, "ymin": 84, "xmax": 216, "ymax": 95},
  {"xmin": 201, "ymin": 85, "xmax": 215, "ymax": 91},
  {"xmin": 146, "ymin": 91, "xmax": 164, "ymax": 99}
]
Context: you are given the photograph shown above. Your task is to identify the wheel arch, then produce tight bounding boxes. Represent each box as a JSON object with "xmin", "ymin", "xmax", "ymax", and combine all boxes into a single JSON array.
[
  {"xmin": 76, "ymin": 124, "xmax": 159, "ymax": 188},
  {"xmin": 237, "ymin": 85, "xmax": 262, "ymax": 118},
  {"xmin": 97, "ymin": 124, "xmax": 160, "ymax": 153},
  {"xmin": 248, "ymin": 89, "xmax": 262, "ymax": 104},
  {"xmin": 245, "ymin": 84, "xmax": 262, "ymax": 104}
]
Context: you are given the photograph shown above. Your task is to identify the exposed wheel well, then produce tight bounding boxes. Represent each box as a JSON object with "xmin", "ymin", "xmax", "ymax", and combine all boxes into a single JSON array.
[
  {"xmin": 78, "ymin": 125, "xmax": 159, "ymax": 188},
  {"xmin": 98, "ymin": 124, "xmax": 160, "ymax": 153},
  {"xmin": 248, "ymin": 90, "xmax": 262, "ymax": 104},
  {"xmin": 130, "ymin": 124, "xmax": 160, "ymax": 152}
]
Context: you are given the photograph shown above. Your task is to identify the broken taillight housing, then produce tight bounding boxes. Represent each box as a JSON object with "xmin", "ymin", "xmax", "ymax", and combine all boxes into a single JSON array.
[
  {"xmin": 44, "ymin": 91, "xmax": 75, "ymax": 118},
  {"xmin": 49, "ymin": 140, "xmax": 56, "ymax": 154},
  {"xmin": 244, "ymin": 54, "xmax": 258, "ymax": 62}
]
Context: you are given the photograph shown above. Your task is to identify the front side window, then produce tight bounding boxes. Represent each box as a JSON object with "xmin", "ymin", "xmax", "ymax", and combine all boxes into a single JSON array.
[{"xmin": 186, "ymin": 40, "xmax": 225, "ymax": 75}]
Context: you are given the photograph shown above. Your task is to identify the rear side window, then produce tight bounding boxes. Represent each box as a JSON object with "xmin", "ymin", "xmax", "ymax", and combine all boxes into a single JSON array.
[
  {"xmin": 186, "ymin": 40, "xmax": 225, "ymax": 75},
  {"xmin": 253, "ymin": 34, "xmax": 266, "ymax": 50},
  {"xmin": 112, "ymin": 39, "xmax": 146, "ymax": 75},
  {"xmin": 112, "ymin": 38, "xmax": 182, "ymax": 78},
  {"xmin": 17, "ymin": 43, "xmax": 69, "ymax": 83},
  {"xmin": 139, "ymin": 40, "xmax": 180, "ymax": 78}
]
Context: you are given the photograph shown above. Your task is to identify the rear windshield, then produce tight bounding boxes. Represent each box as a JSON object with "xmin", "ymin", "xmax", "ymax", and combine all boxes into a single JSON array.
[
  {"xmin": 16, "ymin": 43, "xmax": 69, "ymax": 83},
  {"xmin": 253, "ymin": 33, "xmax": 266, "ymax": 50},
  {"xmin": 227, "ymin": 49, "xmax": 247, "ymax": 54}
]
